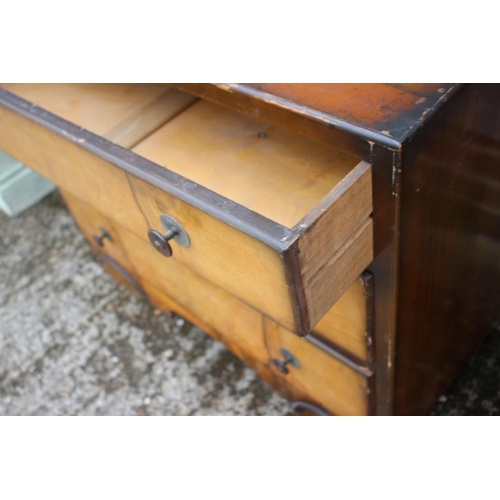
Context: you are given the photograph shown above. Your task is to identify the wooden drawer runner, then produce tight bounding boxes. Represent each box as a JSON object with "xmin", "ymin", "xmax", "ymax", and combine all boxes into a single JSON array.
[
  {"xmin": 0, "ymin": 84, "xmax": 373, "ymax": 336},
  {"xmin": 62, "ymin": 190, "xmax": 372, "ymax": 415}
]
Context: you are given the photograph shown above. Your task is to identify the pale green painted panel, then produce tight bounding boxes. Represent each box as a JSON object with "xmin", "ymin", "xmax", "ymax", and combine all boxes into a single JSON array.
[{"xmin": 0, "ymin": 150, "xmax": 55, "ymax": 216}]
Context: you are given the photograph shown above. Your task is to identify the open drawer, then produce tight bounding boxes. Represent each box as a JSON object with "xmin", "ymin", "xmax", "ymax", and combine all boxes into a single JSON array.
[{"xmin": 0, "ymin": 84, "xmax": 373, "ymax": 336}]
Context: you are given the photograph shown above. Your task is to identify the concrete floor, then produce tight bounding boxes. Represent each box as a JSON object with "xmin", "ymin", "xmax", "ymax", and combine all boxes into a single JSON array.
[{"xmin": 1, "ymin": 192, "xmax": 499, "ymax": 416}]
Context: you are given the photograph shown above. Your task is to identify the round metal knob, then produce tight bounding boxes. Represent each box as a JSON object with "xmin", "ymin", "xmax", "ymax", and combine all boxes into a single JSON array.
[
  {"xmin": 93, "ymin": 226, "xmax": 112, "ymax": 247},
  {"xmin": 272, "ymin": 348, "xmax": 300, "ymax": 375},
  {"xmin": 148, "ymin": 214, "xmax": 190, "ymax": 258},
  {"xmin": 272, "ymin": 358, "xmax": 291, "ymax": 374},
  {"xmin": 148, "ymin": 229, "xmax": 175, "ymax": 257}
]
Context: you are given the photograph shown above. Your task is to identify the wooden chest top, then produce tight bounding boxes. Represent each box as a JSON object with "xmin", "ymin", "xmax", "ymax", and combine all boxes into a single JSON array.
[{"xmin": 171, "ymin": 83, "xmax": 463, "ymax": 154}]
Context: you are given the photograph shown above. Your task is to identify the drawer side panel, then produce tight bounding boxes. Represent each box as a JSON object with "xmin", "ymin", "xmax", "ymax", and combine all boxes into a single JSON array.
[
  {"xmin": 305, "ymin": 219, "xmax": 374, "ymax": 329},
  {"xmin": 295, "ymin": 161, "xmax": 373, "ymax": 330},
  {"xmin": 295, "ymin": 161, "xmax": 372, "ymax": 266}
]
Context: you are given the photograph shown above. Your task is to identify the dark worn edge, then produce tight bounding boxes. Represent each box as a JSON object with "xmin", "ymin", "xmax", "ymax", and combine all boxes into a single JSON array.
[
  {"xmin": 367, "ymin": 368, "xmax": 376, "ymax": 416},
  {"xmin": 307, "ymin": 331, "xmax": 369, "ymax": 371},
  {"xmin": 290, "ymin": 401, "xmax": 330, "ymax": 416},
  {"xmin": 360, "ymin": 271, "xmax": 376, "ymax": 367},
  {"xmin": 282, "ymin": 243, "xmax": 310, "ymax": 337},
  {"xmin": 398, "ymin": 83, "xmax": 469, "ymax": 144},
  {"xmin": 171, "ymin": 84, "xmax": 376, "ymax": 158},
  {"xmin": 370, "ymin": 149, "xmax": 403, "ymax": 416},
  {"xmin": 211, "ymin": 84, "xmax": 403, "ymax": 150},
  {"xmin": 360, "ymin": 271, "xmax": 376, "ymax": 416},
  {"xmin": 215, "ymin": 84, "xmax": 468, "ymax": 147},
  {"xmin": 0, "ymin": 88, "xmax": 293, "ymax": 252},
  {"xmin": 97, "ymin": 255, "xmax": 148, "ymax": 300},
  {"xmin": 305, "ymin": 334, "xmax": 373, "ymax": 378}
]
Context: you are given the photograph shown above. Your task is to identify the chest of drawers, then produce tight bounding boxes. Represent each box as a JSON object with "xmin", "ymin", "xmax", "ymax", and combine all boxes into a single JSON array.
[{"xmin": 1, "ymin": 83, "xmax": 499, "ymax": 415}]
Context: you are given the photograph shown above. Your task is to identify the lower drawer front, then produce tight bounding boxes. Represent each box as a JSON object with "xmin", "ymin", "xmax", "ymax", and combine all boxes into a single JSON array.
[
  {"xmin": 62, "ymin": 190, "xmax": 372, "ymax": 415},
  {"xmin": 264, "ymin": 318, "xmax": 372, "ymax": 416},
  {"xmin": 312, "ymin": 275, "xmax": 372, "ymax": 364},
  {"xmin": 62, "ymin": 189, "xmax": 270, "ymax": 371}
]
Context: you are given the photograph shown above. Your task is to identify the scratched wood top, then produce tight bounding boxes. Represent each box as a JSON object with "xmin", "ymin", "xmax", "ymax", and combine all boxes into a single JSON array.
[
  {"xmin": 171, "ymin": 83, "xmax": 464, "ymax": 154},
  {"xmin": 243, "ymin": 84, "xmax": 457, "ymax": 139}
]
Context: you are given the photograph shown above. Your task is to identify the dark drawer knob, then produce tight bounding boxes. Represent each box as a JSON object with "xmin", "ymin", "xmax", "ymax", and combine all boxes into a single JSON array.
[
  {"xmin": 148, "ymin": 229, "xmax": 175, "ymax": 257},
  {"xmin": 93, "ymin": 226, "xmax": 112, "ymax": 247},
  {"xmin": 148, "ymin": 214, "xmax": 190, "ymax": 257},
  {"xmin": 272, "ymin": 348, "xmax": 300, "ymax": 375}
]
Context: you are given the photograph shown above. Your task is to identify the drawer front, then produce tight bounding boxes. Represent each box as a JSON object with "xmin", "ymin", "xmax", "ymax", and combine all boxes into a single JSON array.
[
  {"xmin": 0, "ymin": 85, "xmax": 373, "ymax": 336},
  {"xmin": 64, "ymin": 190, "xmax": 373, "ymax": 415},
  {"xmin": 61, "ymin": 190, "xmax": 273, "ymax": 378},
  {"xmin": 312, "ymin": 273, "xmax": 373, "ymax": 364},
  {"xmin": 65, "ymin": 190, "xmax": 372, "ymax": 370},
  {"xmin": 264, "ymin": 318, "xmax": 373, "ymax": 416}
]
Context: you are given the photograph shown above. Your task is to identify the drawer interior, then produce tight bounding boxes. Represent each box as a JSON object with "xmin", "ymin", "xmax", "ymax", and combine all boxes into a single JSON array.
[
  {"xmin": 1, "ymin": 83, "xmax": 364, "ymax": 229},
  {"xmin": 0, "ymin": 83, "xmax": 373, "ymax": 336},
  {"xmin": 132, "ymin": 99, "xmax": 361, "ymax": 228},
  {"xmin": 0, "ymin": 83, "xmax": 197, "ymax": 149}
]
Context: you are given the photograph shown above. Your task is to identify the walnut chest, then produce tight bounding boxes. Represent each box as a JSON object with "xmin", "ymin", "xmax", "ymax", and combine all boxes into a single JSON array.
[{"xmin": 1, "ymin": 83, "xmax": 499, "ymax": 415}]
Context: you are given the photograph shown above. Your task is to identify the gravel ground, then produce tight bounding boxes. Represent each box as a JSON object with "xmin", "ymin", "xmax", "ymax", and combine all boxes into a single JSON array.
[
  {"xmin": 0, "ymin": 192, "xmax": 291, "ymax": 416},
  {"xmin": 1, "ymin": 192, "xmax": 499, "ymax": 416}
]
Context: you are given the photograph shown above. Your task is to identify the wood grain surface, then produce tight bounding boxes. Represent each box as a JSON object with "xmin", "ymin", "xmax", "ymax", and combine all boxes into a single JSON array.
[
  {"xmin": 0, "ymin": 101, "xmax": 296, "ymax": 331},
  {"xmin": 61, "ymin": 190, "xmax": 279, "ymax": 390},
  {"xmin": 302, "ymin": 218, "xmax": 373, "ymax": 330},
  {"xmin": 394, "ymin": 84, "xmax": 500, "ymax": 415},
  {"xmin": 5, "ymin": 82, "xmax": 496, "ymax": 417},
  {"xmin": 125, "ymin": 174, "xmax": 296, "ymax": 331},
  {"xmin": 264, "ymin": 317, "xmax": 370, "ymax": 416},
  {"xmin": 64, "ymin": 189, "xmax": 372, "ymax": 415},
  {"xmin": 0, "ymin": 83, "xmax": 197, "ymax": 149},
  {"xmin": 294, "ymin": 161, "xmax": 373, "ymax": 329},
  {"xmin": 132, "ymin": 99, "xmax": 361, "ymax": 228},
  {"xmin": 312, "ymin": 276, "xmax": 371, "ymax": 363},
  {"xmin": 0, "ymin": 101, "xmax": 150, "ymax": 237},
  {"xmin": 170, "ymin": 83, "xmax": 464, "ymax": 156},
  {"xmin": 0, "ymin": 84, "xmax": 375, "ymax": 338}
]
